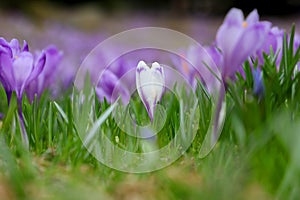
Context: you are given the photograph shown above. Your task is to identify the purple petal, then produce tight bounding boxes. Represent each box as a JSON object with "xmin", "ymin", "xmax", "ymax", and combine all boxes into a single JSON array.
[
  {"xmin": 22, "ymin": 40, "xmax": 29, "ymax": 52},
  {"xmin": 225, "ymin": 22, "xmax": 271, "ymax": 77},
  {"xmin": 99, "ymin": 70, "xmax": 119, "ymax": 94},
  {"xmin": 223, "ymin": 8, "xmax": 244, "ymax": 26},
  {"xmin": 95, "ymin": 87, "xmax": 110, "ymax": 102},
  {"xmin": 295, "ymin": 33, "xmax": 300, "ymax": 50},
  {"xmin": 0, "ymin": 53, "xmax": 15, "ymax": 89},
  {"xmin": 25, "ymin": 47, "xmax": 62, "ymax": 102},
  {"xmin": 25, "ymin": 80, "xmax": 38, "ymax": 103},
  {"xmin": 216, "ymin": 23, "xmax": 243, "ymax": 73},
  {"xmin": 170, "ymin": 52, "xmax": 196, "ymax": 88},
  {"xmin": 109, "ymin": 57, "xmax": 131, "ymax": 78},
  {"xmin": 12, "ymin": 52, "xmax": 34, "ymax": 97},
  {"xmin": 246, "ymin": 9, "xmax": 259, "ymax": 24},
  {"xmin": 201, "ymin": 45, "xmax": 223, "ymax": 92},
  {"xmin": 253, "ymin": 68, "xmax": 264, "ymax": 97},
  {"xmin": 42, "ymin": 45, "xmax": 63, "ymax": 83},
  {"xmin": 97, "ymin": 70, "xmax": 130, "ymax": 104},
  {"xmin": 26, "ymin": 51, "xmax": 46, "ymax": 84},
  {"xmin": 255, "ymin": 27, "xmax": 283, "ymax": 66},
  {"xmin": 205, "ymin": 45, "xmax": 223, "ymax": 68},
  {"xmin": 9, "ymin": 39, "xmax": 21, "ymax": 56},
  {"xmin": 0, "ymin": 38, "xmax": 12, "ymax": 57},
  {"xmin": 216, "ymin": 8, "xmax": 246, "ymax": 62}
]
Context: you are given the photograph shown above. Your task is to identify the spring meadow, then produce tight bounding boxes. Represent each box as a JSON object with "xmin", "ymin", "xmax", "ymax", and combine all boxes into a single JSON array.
[{"xmin": 1, "ymin": 1, "xmax": 300, "ymax": 199}]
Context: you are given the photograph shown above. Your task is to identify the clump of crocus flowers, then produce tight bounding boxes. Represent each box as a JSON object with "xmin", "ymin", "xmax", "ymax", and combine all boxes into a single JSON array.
[
  {"xmin": 0, "ymin": 38, "xmax": 62, "ymax": 146},
  {"xmin": 88, "ymin": 8, "xmax": 300, "ymax": 108},
  {"xmin": 172, "ymin": 8, "xmax": 300, "ymax": 99}
]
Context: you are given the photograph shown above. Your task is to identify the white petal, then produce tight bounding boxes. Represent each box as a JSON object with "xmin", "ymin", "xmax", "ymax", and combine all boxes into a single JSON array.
[
  {"xmin": 136, "ymin": 61, "xmax": 165, "ymax": 120},
  {"xmin": 137, "ymin": 60, "xmax": 149, "ymax": 70}
]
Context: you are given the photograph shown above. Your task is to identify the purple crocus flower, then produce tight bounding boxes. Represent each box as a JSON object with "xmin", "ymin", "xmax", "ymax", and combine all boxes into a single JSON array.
[
  {"xmin": 294, "ymin": 34, "xmax": 300, "ymax": 71},
  {"xmin": 295, "ymin": 33, "xmax": 300, "ymax": 50},
  {"xmin": 136, "ymin": 61, "xmax": 165, "ymax": 121},
  {"xmin": 253, "ymin": 68, "xmax": 264, "ymax": 98},
  {"xmin": 171, "ymin": 44, "xmax": 222, "ymax": 94},
  {"xmin": 96, "ymin": 69, "xmax": 130, "ymax": 104},
  {"xmin": 216, "ymin": 8, "xmax": 271, "ymax": 81},
  {"xmin": 0, "ymin": 38, "xmax": 46, "ymax": 146},
  {"xmin": 171, "ymin": 48, "xmax": 199, "ymax": 90},
  {"xmin": 0, "ymin": 38, "xmax": 46, "ymax": 101},
  {"xmin": 256, "ymin": 27, "xmax": 284, "ymax": 67},
  {"xmin": 172, "ymin": 45, "xmax": 223, "ymax": 94},
  {"xmin": 26, "ymin": 45, "xmax": 63, "ymax": 102}
]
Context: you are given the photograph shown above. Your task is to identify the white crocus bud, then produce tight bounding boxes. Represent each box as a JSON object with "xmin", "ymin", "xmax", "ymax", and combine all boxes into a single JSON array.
[{"xmin": 136, "ymin": 61, "xmax": 165, "ymax": 121}]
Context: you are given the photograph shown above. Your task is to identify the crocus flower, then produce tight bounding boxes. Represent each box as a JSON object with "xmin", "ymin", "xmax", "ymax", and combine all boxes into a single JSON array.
[
  {"xmin": 96, "ymin": 69, "xmax": 130, "ymax": 104},
  {"xmin": 0, "ymin": 38, "xmax": 46, "ymax": 101},
  {"xmin": 136, "ymin": 61, "xmax": 165, "ymax": 121},
  {"xmin": 26, "ymin": 45, "xmax": 63, "ymax": 102},
  {"xmin": 216, "ymin": 8, "xmax": 271, "ymax": 81},
  {"xmin": 253, "ymin": 68, "xmax": 264, "ymax": 98},
  {"xmin": 172, "ymin": 45, "xmax": 223, "ymax": 94},
  {"xmin": 0, "ymin": 38, "xmax": 46, "ymax": 146},
  {"xmin": 295, "ymin": 33, "xmax": 300, "ymax": 51},
  {"xmin": 294, "ymin": 34, "xmax": 300, "ymax": 71},
  {"xmin": 256, "ymin": 27, "xmax": 284, "ymax": 67},
  {"xmin": 171, "ymin": 48, "xmax": 199, "ymax": 89}
]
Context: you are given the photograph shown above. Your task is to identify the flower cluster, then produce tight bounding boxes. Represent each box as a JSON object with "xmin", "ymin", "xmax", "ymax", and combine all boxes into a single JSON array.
[
  {"xmin": 89, "ymin": 8, "xmax": 300, "ymax": 121},
  {"xmin": 0, "ymin": 38, "xmax": 62, "ymax": 103},
  {"xmin": 175, "ymin": 8, "xmax": 299, "ymax": 96},
  {"xmin": 215, "ymin": 9, "xmax": 271, "ymax": 80},
  {"xmin": 0, "ymin": 38, "xmax": 62, "ymax": 146},
  {"xmin": 0, "ymin": 38, "xmax": 45, "ymax": 103}
]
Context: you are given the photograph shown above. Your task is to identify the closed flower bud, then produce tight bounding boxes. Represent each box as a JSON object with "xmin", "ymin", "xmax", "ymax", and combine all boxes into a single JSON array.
[{"xmin": 136, "ymin": 61, "xmax": 165, "ymax": 121}]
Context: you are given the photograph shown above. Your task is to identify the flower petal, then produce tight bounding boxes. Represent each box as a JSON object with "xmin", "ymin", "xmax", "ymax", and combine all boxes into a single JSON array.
[
  {"xmin": 42, "ymin": 45, "xmax": 63, "ymax": 84},
  {"xmin": 0, "ymin": 53, "xmax": 15, "ymax": 89},
  {"xmin": 0, "ymin": 38, "xmax": 12, "ymax": 57},
  {"xmin": 246, "ymin": 9, "xmax": 259, "ymax": 24},
  {"xmin": 22, "ymin": 40, "xmax": 29, "ymax": 52},
  {"xmin": 223, "ymin": 8, "xmax": 244, "ymax": 26},
  {"xmin": 216, "ymin": 23, "xmax": 243, "ymax": 73},
  {"xmin": 12, "ymin": 51, "xmax": 34, "ymax": 97},
  {"xmin": 26, "ymin": 51, "xmax": 46, "ymax": 84},
  {"xmin": 223, "ymin": 22, "xmax": 271, "ymax": 78},
  {"xmin": 97, "ymin": 69, "xmax": 130, "ymax": 104},
  {"xmin": 151, "ymin": 62, "xmax": 165, "ymax": 100},
  {"xmin": 9, "ymin": 39, "xmax": 21, "ymax": 56}
]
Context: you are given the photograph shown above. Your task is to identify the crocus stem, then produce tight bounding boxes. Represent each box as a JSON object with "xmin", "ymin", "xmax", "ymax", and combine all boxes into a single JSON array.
[
  {"xmin": 6, "ymin": 90, "xmax": 12, "ymax": 106},
  {"xmin": 17, "ymin": 100, "xmax": 29, "ymax": 148},
  {"xmin": 148, "ymin": 103, "xmax": 154, "ymax": 123}
]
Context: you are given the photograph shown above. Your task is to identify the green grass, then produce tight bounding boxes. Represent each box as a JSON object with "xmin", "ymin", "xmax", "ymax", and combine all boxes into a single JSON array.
[{"xmin": 1, "ymin": 27, "xmax": 300, "ymax": 199}]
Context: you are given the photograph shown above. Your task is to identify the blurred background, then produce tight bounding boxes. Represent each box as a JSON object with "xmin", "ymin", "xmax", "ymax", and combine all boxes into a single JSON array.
[
  {"xmin": 1, "ymin": 0, "xmax": 300, "ymax": 15},
  {"xmin": 0, "ymin": 0, "xmax": 300, "ymax": 15},
  {"xmin": 1, "ymin": 0, "xmax": 300, "ymax": 41},
  {"xmin": 1, "ymin": 0, "xmax": 300, "ymax": 85},
  {"xmin": 1, "ymin": 0, "xmax": 300, "ymax": 42}
]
